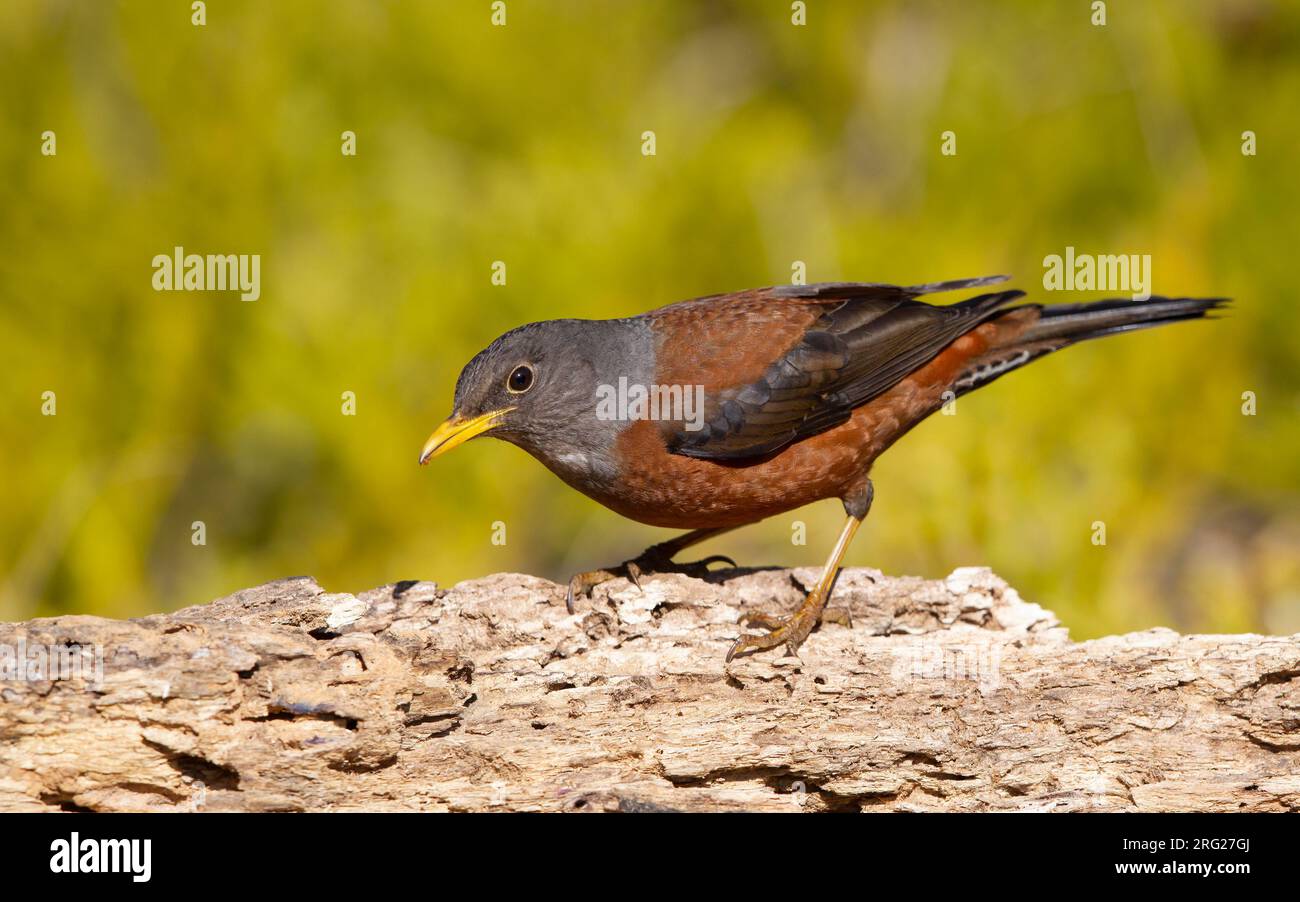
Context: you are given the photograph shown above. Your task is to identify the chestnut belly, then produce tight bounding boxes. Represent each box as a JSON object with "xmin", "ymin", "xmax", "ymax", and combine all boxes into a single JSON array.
[{"xmin": 583, "ymin": 412, "xmax": 895, "ymax": 529}]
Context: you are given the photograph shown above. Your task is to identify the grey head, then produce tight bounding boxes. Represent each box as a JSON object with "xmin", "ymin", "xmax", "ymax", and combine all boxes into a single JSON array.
[{"xmin": 419, "ymin": 318, "xmax": 655, "ymax": 485}]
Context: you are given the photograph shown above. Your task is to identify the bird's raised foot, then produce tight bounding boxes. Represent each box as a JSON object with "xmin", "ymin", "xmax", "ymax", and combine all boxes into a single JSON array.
[{"xmin": 564, "ymin": 552, "xmax": 736, "ymax": 614}]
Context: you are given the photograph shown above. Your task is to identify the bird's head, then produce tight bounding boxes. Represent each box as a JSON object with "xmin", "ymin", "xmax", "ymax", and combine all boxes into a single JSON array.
[{"xmin": 419, "ymin": 319, "xmax": 626, "ymax": 465}]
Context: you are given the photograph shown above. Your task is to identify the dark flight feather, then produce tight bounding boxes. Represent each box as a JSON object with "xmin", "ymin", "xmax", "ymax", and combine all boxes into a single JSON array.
[{"xmin": 669, "ymin": 279, "xmax": 1024, "ymax": 460}]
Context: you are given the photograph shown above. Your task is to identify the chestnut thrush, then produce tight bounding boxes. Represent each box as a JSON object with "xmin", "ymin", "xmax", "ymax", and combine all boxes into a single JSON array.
[{"xmin": 420, "ymin": 276, "xmax": 1224, "ymax": 661}]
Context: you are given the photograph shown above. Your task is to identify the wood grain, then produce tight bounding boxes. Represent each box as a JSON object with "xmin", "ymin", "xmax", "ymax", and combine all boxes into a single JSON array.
[{"xmin": 2, "ymin": 567, "xmax": 1296, "ymax": 812}]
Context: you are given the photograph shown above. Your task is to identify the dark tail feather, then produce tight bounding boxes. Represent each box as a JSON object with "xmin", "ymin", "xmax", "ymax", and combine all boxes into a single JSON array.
[
  {"xmin": 951, "ymin": 295, "xmax": 1228, "ymax": 398},
  {"xmin": 1018, "ymin": 295, "xmax": 1229, "ymax": 345},
  {"xmin": 907, "ymin": 273, "xmax": 1012, "ymax": 295}
]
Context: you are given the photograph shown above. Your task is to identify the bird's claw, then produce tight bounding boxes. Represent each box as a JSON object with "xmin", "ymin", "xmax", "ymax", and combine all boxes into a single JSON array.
[
  {"xmin": 625, "ymin": 559, "xmax": 644, "ymax": 590},
  {"xmin": 726, "ymin": 612, "xmax": 815, "ymax": 662},
  {"xmin": 565, "ymin": 567, "xmax": 617, "ymax": 613},
  {"xmin": 687, "ymin": 554, "xmax": 738, "ymax": 573},
  {"xmin": 564, "ymin": 552, "xmax": 736, "ymax": 613},
  {"xmin": 726, "ymin": 604, "xmax": 851, "ymax": 662}
]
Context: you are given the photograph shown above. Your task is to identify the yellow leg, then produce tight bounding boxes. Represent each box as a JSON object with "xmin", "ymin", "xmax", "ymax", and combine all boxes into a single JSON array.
[{"xmin": 726, "ymin": 514, "xmax": 862, "ymax": 662}]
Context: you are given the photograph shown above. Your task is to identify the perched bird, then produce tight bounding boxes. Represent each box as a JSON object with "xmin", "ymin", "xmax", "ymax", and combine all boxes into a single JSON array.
[{"xmin": 421, "ymin": 276, "xmax": 1224, "ymax": 661}]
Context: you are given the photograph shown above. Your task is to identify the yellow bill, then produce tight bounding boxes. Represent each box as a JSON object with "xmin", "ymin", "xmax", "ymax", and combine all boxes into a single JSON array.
[{"xmin": 419, "ymin": 408, "xmax": 514, "ymax": 464}]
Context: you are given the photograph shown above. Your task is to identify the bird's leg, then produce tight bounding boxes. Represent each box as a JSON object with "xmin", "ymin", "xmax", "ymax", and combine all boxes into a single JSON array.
[
  {"xmin": 727, "ymin": 481, "xmax": 872, "ymax": 662},
  {"xmin": 726, "ymin": 514, "xmax": 860, "ymax": 661},
  {"xmin": 565, "ymin": 526, "xmax": 743, "ymax": 613}
]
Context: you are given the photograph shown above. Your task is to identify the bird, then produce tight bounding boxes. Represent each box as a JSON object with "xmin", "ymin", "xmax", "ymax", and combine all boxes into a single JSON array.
[{"xmin": 419, "ymin": 275, "xmax": 1225, "ymax": 662}]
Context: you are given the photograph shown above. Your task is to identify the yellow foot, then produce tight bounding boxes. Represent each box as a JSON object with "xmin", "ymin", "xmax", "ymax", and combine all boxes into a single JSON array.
[
  {"xmin": 726, "ymin": 597, "xmax": 851, "ymax": 662},
  {"xmin": 564, "ymin": 552, "xmax": 736, "ymax": 614},
  {"xmin": 727, "ymin": 509, "xmax": 865, "ymax": 662}
]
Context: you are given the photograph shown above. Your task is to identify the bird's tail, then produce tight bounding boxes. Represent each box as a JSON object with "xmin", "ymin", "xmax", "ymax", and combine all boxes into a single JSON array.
[
  {"xmin": 951, "ymin": 295, "xmax": 1228, "ymax": 397},
  {"xmin": 1016, "ymin": 295, "xmax": 1229, "ymax": 345}
]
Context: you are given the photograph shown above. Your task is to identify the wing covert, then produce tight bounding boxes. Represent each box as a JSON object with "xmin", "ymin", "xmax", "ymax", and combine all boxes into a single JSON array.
[{"xmin": 664, "ymin": 279, "xmax": 1024, "ymax": 460}]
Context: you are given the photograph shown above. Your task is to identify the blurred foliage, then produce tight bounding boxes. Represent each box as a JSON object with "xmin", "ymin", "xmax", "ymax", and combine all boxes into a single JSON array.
[{"xmin": 1, "ymin": 0, "xmax": 1297, "ymax": 638}]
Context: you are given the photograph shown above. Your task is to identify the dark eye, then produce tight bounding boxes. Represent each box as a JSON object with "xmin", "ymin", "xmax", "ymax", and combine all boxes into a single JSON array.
[{"xmin": 507, "ymin": 364, "xmax": 534, "ymax": 393}]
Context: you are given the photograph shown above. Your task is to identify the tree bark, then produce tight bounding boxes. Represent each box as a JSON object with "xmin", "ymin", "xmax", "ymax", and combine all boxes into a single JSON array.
[{"xmin": 2, "ymin": 566, "xmax": 1297, "ymax": 812}]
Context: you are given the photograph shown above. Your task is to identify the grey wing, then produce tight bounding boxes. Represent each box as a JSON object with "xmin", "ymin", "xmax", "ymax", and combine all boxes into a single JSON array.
[{"xmin": 668, "ymin": 279, "xmax": 1025, "ymax": 461}]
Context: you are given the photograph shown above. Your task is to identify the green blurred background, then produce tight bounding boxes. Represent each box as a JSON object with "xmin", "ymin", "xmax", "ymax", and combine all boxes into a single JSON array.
[{"xmin": 2, "ymin": 0, "xmax": 1297, "ymax": 637}]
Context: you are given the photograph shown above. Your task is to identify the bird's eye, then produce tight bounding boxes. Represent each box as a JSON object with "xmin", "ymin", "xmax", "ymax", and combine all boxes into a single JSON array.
[{"xmin": 507, "ymin": 364, "xmax": 534, "ymax": 393}]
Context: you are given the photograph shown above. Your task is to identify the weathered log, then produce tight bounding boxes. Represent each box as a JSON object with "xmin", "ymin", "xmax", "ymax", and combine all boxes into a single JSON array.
[{"xmin": 2, "ymin": 566, "xmax": 1297, "ymax": 812}]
